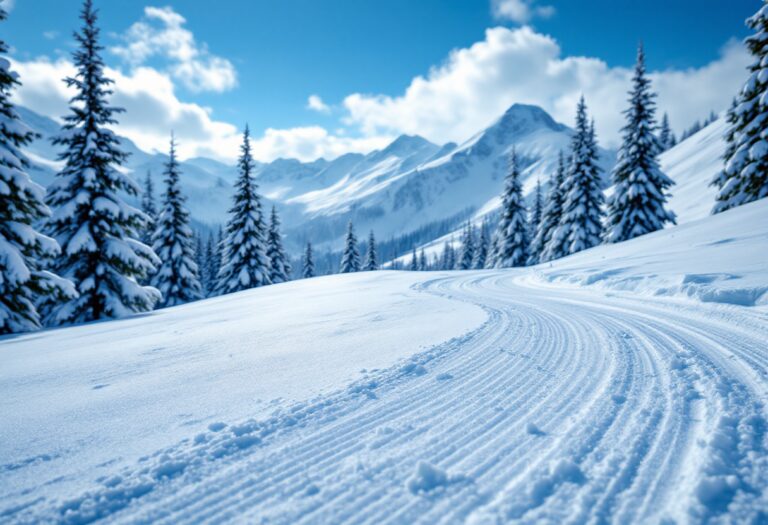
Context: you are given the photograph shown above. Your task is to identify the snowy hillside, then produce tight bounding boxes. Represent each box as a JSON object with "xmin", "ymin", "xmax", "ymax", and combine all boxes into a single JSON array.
[
  {"xmin": 1, "ymin": 198, "xmax": 766, "ymax": 523},
  {"xmin": 392, "ymin": 114, "xmax": 729, "ymax": 266}
]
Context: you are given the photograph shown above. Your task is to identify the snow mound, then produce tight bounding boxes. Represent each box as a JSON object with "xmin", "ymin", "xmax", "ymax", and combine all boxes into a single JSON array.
[
  {"xmin": 530, "ymin": 198, "xmax": 768, "ymax": 306},
  {"xmin": 406, "ymin": 461, "xmax": 462, "ymax": 494}
]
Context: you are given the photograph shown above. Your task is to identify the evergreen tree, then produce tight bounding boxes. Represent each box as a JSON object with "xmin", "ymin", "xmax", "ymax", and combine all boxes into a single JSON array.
[
  {"xmin": 151, "ymin": 136, "xmax": 202, "ymax": 307},
  {"xmin": 492, "ymin": 148, "xmax": 529, "ymax": 267},
  {"xmin": 203, "ymin": 233, "xmax": 216, "ymax": 296},
  {"xmin": 44, "ymin": 0, "xmax": 159, "ymax": 324},
  {"xmin": 457, "ymin": 222, "xmax": 475, "ymax": 270},
  {"xmin": 419, "ymin": 248, "xmax": 428, "ymax": 271},
  {"xmin": 712, "ymin": 3, "xmax": 768, "ymax": 213},
  {"xmin": 473, "ymin": 221, "xmax": 489, "ymax": 269},
  {"xmin": 605, "ymin": 45, "xmax": 676, "ymax": 243},
  {"xmin": 0, "ymin": 6, "xmax": 75, "ymax": 333},
  {"xmin": 364, "ymin": 230, "xmax": 378, "ymax": 270},
  {"xmin": 535, "ymin": 151, "xmax": 567, "ymax": 263},
  {"xmin": 302, "ymin": 241, "xmax": 315, "ymax": 278},
  {"xmin": 339, "ymin": 220, "xmax": 360, "ymax": 273},
  {"xmin": 217, "ymin": 127, "xmax": 271, "ymax": 293},
  {"xmin": 440, "ymin": 239, "xmax": 456, "ymax": 270},
  {"xmin": 549, "ymin": 98, "xmax": 605, "ymax": 257},
  {"xmin": 530, "ymin": 178, "xmax": 543, "ymax": 232},
  {"xmin": 140, "ymin": 170, "xmax": 156, "ymax": 246},
  {"xmin": 266, "ymin": 205, "xmax": 291, "ymax": 283},
  {"xmin": 409, "ymin": 247, "xmax": 419, "ymax": 271},
  {"xmin": 658, "ymin": 112, "xmax": 674, "ymax": 151},
  {"xmin": 194, "ymin": 231, "xmax": 206, "ymax": 292}
]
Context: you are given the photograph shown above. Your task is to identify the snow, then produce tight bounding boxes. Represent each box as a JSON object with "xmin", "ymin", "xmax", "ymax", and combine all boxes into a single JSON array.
[
  {"xmin": 531, "ymin": 197, "xmax": 768, "ymax": 306},
  {"xmin": 0, "ymin": 272, "xmax": 485, "ymax": 519},
  {"xmin": 2, "ymin": 194, "xmax": 766, "ymax": 523}
]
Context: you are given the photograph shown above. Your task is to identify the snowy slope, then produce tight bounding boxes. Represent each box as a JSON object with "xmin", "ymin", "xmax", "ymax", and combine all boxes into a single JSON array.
[
  {"xmin": 661, "ymin": 117, "xmax": 725, "ymax": 223},
  {"xmin": 1, "ymin": 198, "xmax": 766, "ymax": 523},
  {"xmin": 0, "ymin": 273, "xmax": 486, "ymax": 518}
]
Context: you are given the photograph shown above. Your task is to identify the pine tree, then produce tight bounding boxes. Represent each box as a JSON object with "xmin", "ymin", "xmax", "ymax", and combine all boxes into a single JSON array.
[
  {"xmin": 140, "ymin": 170, "xmax": 156, "ymax": 246},
  {"xmin": 658, "ymin": 113, "xmax": 674, "ymax": 151},
  {"xmin": 203, "ymin": 233, "xmax": 216, "ymax": 296},
  {"xmin": 194, "ymin": 231, "xmax": 206, "ymax": 292},
  {"xmin": 457, "ymin": 222, "xmax": 475, "ymax": 270},
  {"xmin": 408, "ymin": 247, "xmax": 419, "ymax": 271},
  {"xmin": 605, "ymin": 45, "xmax": 676, "ymax": 243},
  {"xmin": 44, "ymin": 0, "xmax": 159, "ymax": 324},
  {"xmin": 151, "ymin": 136, "xmax": 202, "ymax": 307},
  {"xmin": 440, "ymin": 239, "xmax": 456, "ymax": 270},
  {"xmin": 712, "ymin": 3, "xmax": 768, "ymax": 213},
  {"xmin": 492, "ymin": 148, "xmax": 529, "ymax": 267},
  {"xmin": 531, "ymin": 178, "xmax": 543, "ymax": 231},
  {"xmin": 473, "ymin": 221, "xmax": 489, "ymax": 269},
  {"xmin": 364, "ymin": 230, "xmax": 378, "ymax": 270},
  {"xmin": 0, "ymin": 6, "xmax": 75, "ymax": 333},
  {"xmin": 535, "ymin": 151, "xmax": 566, "ymax": 263},
  {"xmin": 217, "ymin": 127, "xmax": 271, "ymax": 293},
  {"xmin": 419, "ymin": 248, "xmax": 428, "ymax": 271},
  {"xmin": 339, "ymin": 220, "xmax": 360, "ymax": 273},
  {"xmin": 266, "ymin": 205, "xmax": 291, "ymax": 283},
  {"xmin": 302, "ymin": 241, "xmax": 315, "ymax": 278},
  {"xmin": 549, "ymin": 98, "xmax": 605, "ymax": 257}
]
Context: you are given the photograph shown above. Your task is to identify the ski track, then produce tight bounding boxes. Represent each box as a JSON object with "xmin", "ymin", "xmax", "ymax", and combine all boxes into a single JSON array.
[{"xmin": 3, "ymin": 271, "xmax": 768, "ymax": 524}]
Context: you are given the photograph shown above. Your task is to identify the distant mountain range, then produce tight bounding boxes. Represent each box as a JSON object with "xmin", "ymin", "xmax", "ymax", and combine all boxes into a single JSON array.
[{"xmin": 20, "ymin": 104, "xmax": 618, "ymax": 253}]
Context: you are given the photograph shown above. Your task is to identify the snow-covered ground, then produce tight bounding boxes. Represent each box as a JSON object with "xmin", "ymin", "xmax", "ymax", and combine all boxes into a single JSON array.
[{"xmin": 1, "ymin": 200, "xmax": 767, "ymax": 523}]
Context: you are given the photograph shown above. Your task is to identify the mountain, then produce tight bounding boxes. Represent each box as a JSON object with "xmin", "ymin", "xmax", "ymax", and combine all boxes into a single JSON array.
[{"xmin": 18, "ymin": 103, "xmax": 617, "ymax": 253}]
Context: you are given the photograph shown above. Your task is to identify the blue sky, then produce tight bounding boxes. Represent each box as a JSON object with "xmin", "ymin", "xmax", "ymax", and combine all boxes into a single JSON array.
[{"xmin": 3, "ymin": 0, "xmax": 758, "ymax": 161}]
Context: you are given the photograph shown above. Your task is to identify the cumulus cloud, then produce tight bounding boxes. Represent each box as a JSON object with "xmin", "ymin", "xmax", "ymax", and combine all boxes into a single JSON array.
[
  {"xmin": 10, "ymin": 57, "xmax": 387, "ymax": 163},
  {"xmin": 342, "ymin": 26, "xmax": 750, "ymax": 148},
  {"xmin": 9, "ymin": 57, "xmax": 241, "ymax": 161},
  {"xmin": 250, "ymin": 127, "xmax": 390, "ymax": 162},
  {"xmin": 111, "ymin": 6, "xmax": 237, "ymax": 93},
  {"xmin": 492, "ymin": 0, "xmax": 555, "ymax": 24},
  {"xmin": 307, "ymin": 94, "xmax": 331, "ymax": 113}
]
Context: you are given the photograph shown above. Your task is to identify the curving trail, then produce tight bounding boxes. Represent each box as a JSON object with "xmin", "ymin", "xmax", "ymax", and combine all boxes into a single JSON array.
[{"xmin": 9, "ymin": 271, "xmax": 768, "ymax": 524}]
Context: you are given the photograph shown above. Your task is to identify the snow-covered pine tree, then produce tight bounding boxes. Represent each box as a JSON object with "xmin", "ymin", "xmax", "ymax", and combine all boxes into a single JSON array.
[
  {"xmin": 140, "ymin": 170, "xmax": 156, "ymax": 246},
  {"xmin": 712, "ymin": 3, "xmax": 768, "ymax": 213},
  {"xmin": 493, "ymin": 148, "xmax": 529, "ymax": 267},
  {"xmin": 409, "ymin": 247, "xmax": 419, "ymax": 271},
  {"xmin": 658, "ymin": 112, "xmax": 674, "ymax": 151},
  {"xmin": 151, "ymin": 135, "xmax": 202, "ymax": 307},
  {"xmin": 339, "ymin": 220, "xmax": 360, "ymax": 273},
  {"xmin": 194, "ymin": 231, "xmax": 206, "ymax": 292},
  {"xmin": 419, "ymin": 248, "xmax": 427, "ymax": 271},
  {"xmin": 364, "ymin": 230, "xmax": 377, "ymax": 270},
  {"xmin": 44, "ymin": 0, "xmax": 159, "ymax": 324},
  {"xmin": 203, "ymin": 233, "xmax": 216, "ymax": 296},
  {"xmin": 549, "ymin": 98, "xmax": 605, "ymax": 257},
  {"xmin": 266, "ymin": 205, "xmax": 291, "ymax": 283},
  {"xmin": 535, "ymin": 151, "xmax": 566, "ymax": 263},
  {"xmin": 457, "ymin": 222, "xmax": 475, "ymax": 270},
  {"xmin": 530, "ymin": 178, "xmax": 543, "ymax": 233},
  {"xmin": 0, "ymin": 6, "xmax": 75, "ymax": 334},
  {"xmin": 440, "ymin": 239, "xmax": 456, "ymax": 270},
  {"xmin": 605, "ymin": 45, "xmax": 676, "ymax": 243},
  {"xmin": 473, "ymin": 221, "xmax": 489, "ymax": 269},
  {"xmin": 302, "ymin": 241, "xmax": 315, "ymax": 278},
  {"xmin": 217, "ymin": 127, "xmax": 271, "ymax": 293}
]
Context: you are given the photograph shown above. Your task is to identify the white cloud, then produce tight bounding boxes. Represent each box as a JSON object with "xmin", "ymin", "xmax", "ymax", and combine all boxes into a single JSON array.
[
  {"xmin": 341, "ymin": 26, "xmax": 750, "ymax": 149},
  {"xmin": 111, "ymin": 6, "xmax": 237, "ymax": 93},
  {"xmin": 2, "ymin": 0, "xmax": 14, "ymax": 13},
  {"xmin": 492, "ymin": 0, "xmax": 555, "ymax": 24},
  {"xmin": 9, "ymin": 57, "xmax": 241, "ymax": 161},
  {"xmin": 307, "ymin": 94, "xmax": 331, "ymax": 113},
  {"xmin": 9, "ymin": 57, "xmax": 387, "ymax": 163},
  {"xmin": 251, "ymin": 127, "xmax": 390, "ymax": 162},
  {"xmin": 43, "ymin": 31, "xmax": 59, "ymax": 40}
]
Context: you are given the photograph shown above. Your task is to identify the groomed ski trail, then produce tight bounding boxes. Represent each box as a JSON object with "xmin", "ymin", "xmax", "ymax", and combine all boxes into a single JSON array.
[{"xmin": 8, "ymin": 271, "xmax": 768, "ymax": 524}]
